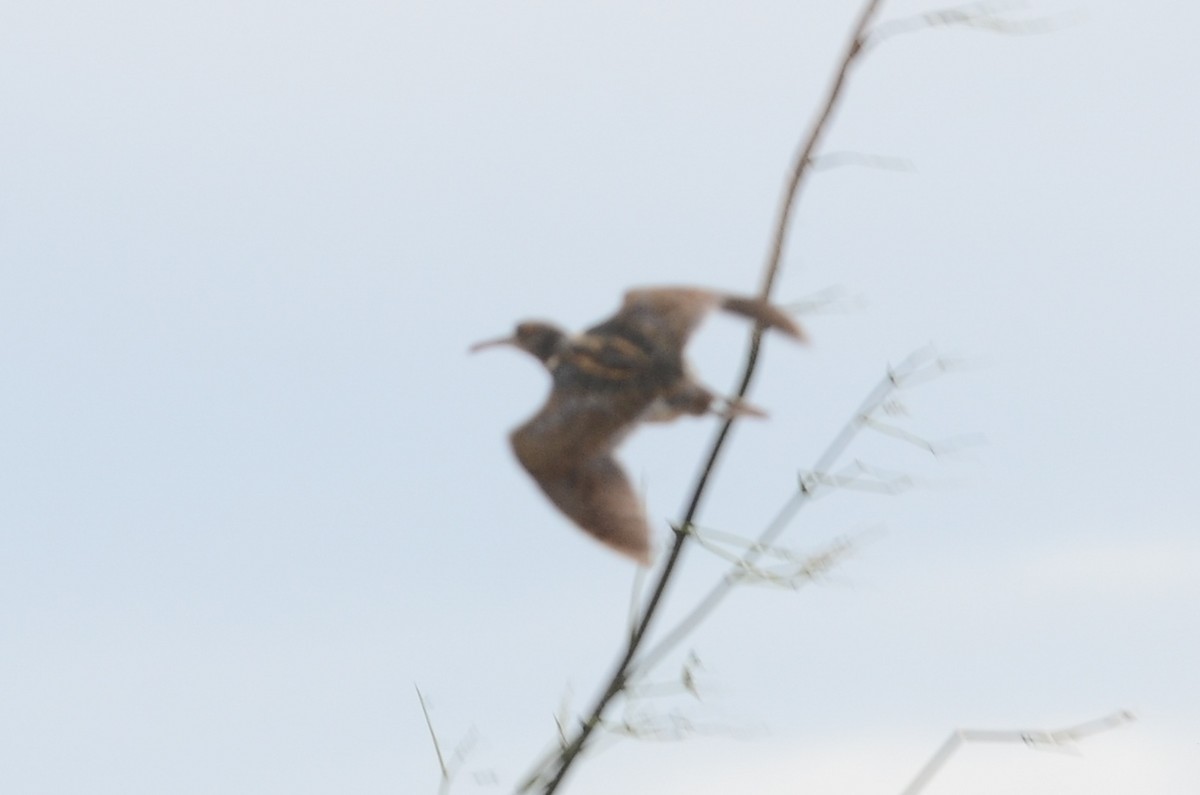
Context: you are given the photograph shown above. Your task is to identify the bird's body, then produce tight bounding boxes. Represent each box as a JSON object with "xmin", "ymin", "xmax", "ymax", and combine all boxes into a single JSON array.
[{"xmin": 473, "ymin": 286, "xmax": 804, "ymax": 565}]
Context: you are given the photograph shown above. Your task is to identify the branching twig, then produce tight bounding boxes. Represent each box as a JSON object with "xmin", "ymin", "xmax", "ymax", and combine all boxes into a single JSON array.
[
  {"xmin": 518, "ymin": 8, "xmax": 888, "ymax": 790},
  {"xmin": 630, "ymin": 347, "xmax": 949, "ymax": 678},
  {"xmin": 866, "ymin": 0, "xmax": 1065, "ymax": 49},
  {"xmin": 898, "ymin": 711, "xmax": 1136, "ymax": 795}
]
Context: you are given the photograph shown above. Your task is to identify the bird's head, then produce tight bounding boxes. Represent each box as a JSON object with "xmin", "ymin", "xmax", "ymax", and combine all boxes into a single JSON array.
[{"xmin": 469, "ymin": 321, "xmax": 566, "ymax": 364}]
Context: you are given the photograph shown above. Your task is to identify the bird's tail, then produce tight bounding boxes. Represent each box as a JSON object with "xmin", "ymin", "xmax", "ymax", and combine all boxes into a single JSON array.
[{"xmin": 720, "ymin": 295, "xmax": 807, "ymax": 341}]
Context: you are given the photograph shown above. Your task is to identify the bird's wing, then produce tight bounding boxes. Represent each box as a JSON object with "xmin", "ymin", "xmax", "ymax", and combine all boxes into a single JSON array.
[
  {"xmin": 610, "ymin": 286, "xmax": 805, "ymax": 352},
  {"xmin": 611, "ymin": 287, "xmax": 721, "ymax": 350},
  {"xmin": 510, "ymin": 382, "xmax": 649, "ymax": 470},
  {"xmin": 521, "ymin": 445, "xmax": 655, "ymax": 566},
  {"xmin": 509, "ymin": 386, "xmax": 656, "ymax": 565}
]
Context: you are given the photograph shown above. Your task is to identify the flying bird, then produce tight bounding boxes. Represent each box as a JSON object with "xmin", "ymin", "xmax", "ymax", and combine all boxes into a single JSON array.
[{"xmin": 472, "ymin": 286, "xmax": 805, "ymax": 565}]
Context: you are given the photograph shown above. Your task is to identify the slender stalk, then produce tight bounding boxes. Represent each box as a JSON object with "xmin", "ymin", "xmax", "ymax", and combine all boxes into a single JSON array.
[
  {"xmin": 416, "ymin": 685, "xmax": 451, "ymax": 795},
  {"xmin": 899, "ymin": 711, "xmax": 1135, "ymax": 795},
  {"xmin": 631, "ymin": 354, "xmax": 921, "ymax": 677},
  {"xmin": 525, "ymin": 2, "xmax": 887, "ymax": 791}
]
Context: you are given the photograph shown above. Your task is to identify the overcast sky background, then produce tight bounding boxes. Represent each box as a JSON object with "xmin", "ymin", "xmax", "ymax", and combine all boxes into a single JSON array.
[{"xmin": 3, "ymin": 1, "xmax": 1198, "ymax": 793}]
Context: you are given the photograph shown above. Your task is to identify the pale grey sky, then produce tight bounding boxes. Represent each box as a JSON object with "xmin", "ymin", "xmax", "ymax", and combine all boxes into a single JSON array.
[{"xmin": 2, "ymin": 1, "xmax": 1198, "ymax": 793}]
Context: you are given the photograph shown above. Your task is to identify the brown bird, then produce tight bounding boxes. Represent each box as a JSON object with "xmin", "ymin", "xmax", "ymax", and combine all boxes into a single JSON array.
[{"xmin": 472, "ymin": 286, "xmax": 805, "ymax": 565}]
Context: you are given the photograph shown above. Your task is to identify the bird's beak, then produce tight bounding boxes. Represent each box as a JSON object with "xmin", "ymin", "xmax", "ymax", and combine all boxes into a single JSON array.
[{"xmin": 468, "ymin": 334, "xmax": 517, "ymax": 353}]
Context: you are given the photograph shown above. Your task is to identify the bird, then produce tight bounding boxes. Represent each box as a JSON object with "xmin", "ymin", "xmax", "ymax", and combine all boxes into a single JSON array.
[{"xmin": 471, "ymin": 286, "xmax": 805, "ymax": 565}]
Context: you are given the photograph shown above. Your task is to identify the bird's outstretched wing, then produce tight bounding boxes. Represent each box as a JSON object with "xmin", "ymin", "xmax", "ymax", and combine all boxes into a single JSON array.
[
  {"xmin": 529, "ymin": 450, "xmax": 654, "ymax": 565},
  {"xmin": 512, "ymin": 361, "xmax": 655, "ymax": 472},
  {"xmin": 593, "ymin": 286, "xmax": 804, "ymax": 355},
  {"xmin": 510, "ymin": 386, "xmax": 656, "ymax": 565}
]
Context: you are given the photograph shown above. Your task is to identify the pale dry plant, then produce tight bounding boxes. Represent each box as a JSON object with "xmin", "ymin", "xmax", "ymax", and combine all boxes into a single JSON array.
[{"xmin": 422, "ymin": 1, "xmax": 1098, "ymax": 793}]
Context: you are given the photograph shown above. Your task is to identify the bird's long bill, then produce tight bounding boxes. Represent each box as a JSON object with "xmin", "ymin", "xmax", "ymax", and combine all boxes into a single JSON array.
[{"xmin": 468, "ymin": 334, "xmax": 516, "ymax": 353}]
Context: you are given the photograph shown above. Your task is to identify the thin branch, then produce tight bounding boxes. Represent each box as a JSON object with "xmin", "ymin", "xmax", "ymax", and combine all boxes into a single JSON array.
[
  {"xmin": 691, "ymin": 524, "xmax": 865, "ymax": 590},
  {"xmin": 898, "ymin": 710, "xmax": 1136, "ymax": 795},
  {"xmin": 416, "ymin": 685, "xmax": 450, "ymax": 794},
  {"xmin": 812, "ymin": 151, "xmax": 915, "ymax": 172},
  {"xmin": 417, "ymin": 686, "xmax": 482, "ymax": 795},
  {"xmin": 804, "ymin": 460, "xmax": 916, "ymax": 495},
  {"xmin": 553, "ymin": 687, "xmax": 573, "ymax": 749},
  {"xmin": 785, "ymin": 285, "xmax": 868, "ymax": 317},
  {"xmin": 520, "ymin": 3, "xmax": 888, "ymax": 792},
  {"xmin": 729, "ymin": 537, "xmax": 860, "ymax": 591},
  {"xmin": 867, "ymin": 0, "xmax": 1065, "ymax": 49},
  {"xmin": 630, "ymin": 347, "xmax": 942, "ymax": 678},
  {"xmin": 627, "ymin": 564, "xmax": 647, "ymax": 641}
]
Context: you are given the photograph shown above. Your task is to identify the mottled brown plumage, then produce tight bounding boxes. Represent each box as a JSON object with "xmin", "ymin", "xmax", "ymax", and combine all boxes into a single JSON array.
[{"xmin": 472, "ymin": 286, "xmax": 805, "ymax": 564}]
